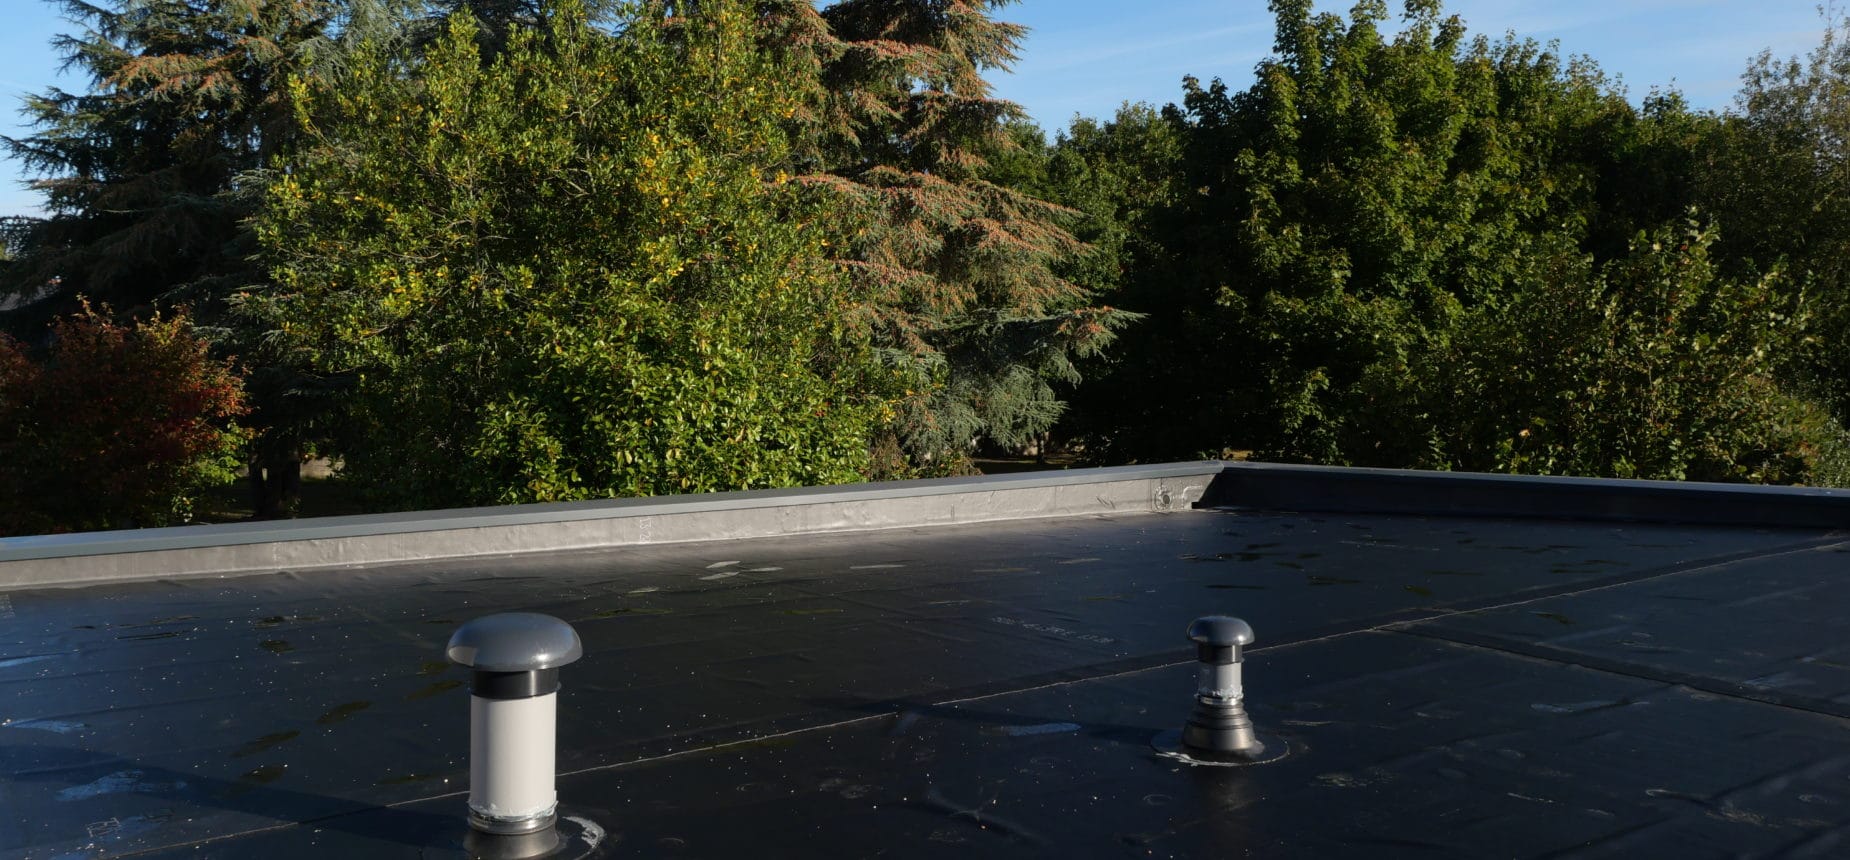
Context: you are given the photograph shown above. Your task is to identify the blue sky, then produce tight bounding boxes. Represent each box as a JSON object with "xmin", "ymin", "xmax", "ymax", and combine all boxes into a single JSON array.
[{"xmin": 0, "ymin": 0, "xmax": 1831, "ymax": 218}]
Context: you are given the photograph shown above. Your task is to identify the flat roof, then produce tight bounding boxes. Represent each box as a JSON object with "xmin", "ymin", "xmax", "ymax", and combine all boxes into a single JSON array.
[{"xmin": 3, "ymin": 465, "xmax": 1849, "ymax": 857}]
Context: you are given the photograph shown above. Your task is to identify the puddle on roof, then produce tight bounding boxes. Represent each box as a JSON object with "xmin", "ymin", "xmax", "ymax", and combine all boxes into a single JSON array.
[
  {"xmin": 4, "ymin": 718, "xmax": 85, "ymax": 734},
  {"xmin": 57, "ymin": 770, "xmax": 186, "ymax": 801}
]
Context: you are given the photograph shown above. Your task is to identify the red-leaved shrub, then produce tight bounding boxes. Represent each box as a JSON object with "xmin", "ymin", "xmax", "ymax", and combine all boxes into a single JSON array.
[{"xmin": 0, "ymin": 304, "xmax": 248, "ymax": 535}]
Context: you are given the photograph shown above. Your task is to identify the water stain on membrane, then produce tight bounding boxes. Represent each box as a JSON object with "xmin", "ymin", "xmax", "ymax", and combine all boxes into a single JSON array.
[
  {"xmin": 119, "ymin": 615, "xmax": 197, "ymax": 628},
  {"xmin": 983, "ymin": 721, "xmax": 1081, "ymax": 737},
  {"xmin": 591, "ymin": 607, "xmax": 671, "ymax": 619},
  {"xmin": 1532, "ymin": 612, "xmax": 1575, "ymax": 626},
  {"xmin": 1307, "ymin": 575, "xmax": 1363, "ymax": 586},
  {"xmin": 232, "ymin": 730, "xmax": 300, "ymax": 758},
  {"xmin": 1404, "ymin": 585, "xmax": 1434, "ymax": 597},
  {"xmin": 253, "ymin": 615, "xmax": 322, "ymax": 629},
  {"xmin": 1208, "ymin": 584, "xmax": 1268, "ymax": 590},
  {"xmin": 406, "ymin": 680, "xmax": 464, "ymax": 700},
  {"xmin": 116, "ymin": 629, "xmax": 190, "ymax": 641},
  {"xmin": 316, "ymin": 701, "xmax": 372, "ymax": 724},
  {"xmin": 781, "ymin": 608, "xmax": 845, "ymax": 616},
  {"xmin": 419, "ymin": 659, "xmax": 450, "ymax": 675},
  {"xmin": 259, "ymin": 639, "xmax": 293, "ymax": 654},
  {"xmin": 240, "ymin": 764, "xmax": 287, "ymax": 784},
  {"xmin": 1082, "ymin": 594, "xmax": 1126, "ymax": 602}
]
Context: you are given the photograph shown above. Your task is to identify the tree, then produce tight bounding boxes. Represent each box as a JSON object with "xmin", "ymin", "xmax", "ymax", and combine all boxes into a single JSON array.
[
  {"xmin": 0, "ymin": 304, "xmax": 248, "ymax": 535},
  {"xmin": 1699, "ymin": 9, "xmax": 1850, "ymax": 424},
  {"xmin": 777, "ymin": 0, "xmax": 1135, "ymax": 474},
  {"xmin": 249, "ymin": 1, "xmax": 893, "ymax": 508},
  {"xmin": 1418, "ymin": 221, "xmax": 1850, "ymax": 485},
  {"xmin": 1, "ymin": 0, "xmax": 397, "ymax": 323},
  {"xmin": 2, "ymin": 0, "xmax": 404, "ymax": 516},
  {"xmin": 1031, "ymin": 104, "xmax": 1184, "ymax": 455},
  {"xmin": 1082, "ymin": 0, "xmax": 1638, "ymax": 464}
]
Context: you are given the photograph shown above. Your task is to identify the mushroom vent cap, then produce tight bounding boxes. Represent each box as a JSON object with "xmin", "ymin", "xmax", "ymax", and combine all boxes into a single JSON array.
[
  {"xmin": 1187, "ymin": 615, "xmax": 1255, "ymax": 648},
  {"xmin": 447, "ymin": 612, "xmax": 584, "ymax": 672}
]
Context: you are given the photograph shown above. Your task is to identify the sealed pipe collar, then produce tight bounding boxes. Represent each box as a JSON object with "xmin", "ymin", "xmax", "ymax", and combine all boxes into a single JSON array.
[{"xmin": 448, "ymin": 613, "xmax": 585, "ymax": 672}]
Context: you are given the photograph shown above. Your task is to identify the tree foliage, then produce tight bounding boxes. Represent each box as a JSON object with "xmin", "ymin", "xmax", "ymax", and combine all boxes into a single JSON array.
[
  {"xmin": 779, "ymin": 0, "xmax": 1135, "ymax": 473},
  {"xmin": 1054, "ymin": 0, "xmax": 1847, "ymax": 485},
  {"xmin": 250, "ymin": 1, "xmax": 893, "ymax": 508},
  {"xmin": 1697, "ymin": 9, "xmax": 1850, "ymax": 424},
  {"xmin": 1, "ymin": 0, "xmax": 407, "ymax": 518},
  {"xmin": 1419, "ymin": 222, "xmax": 1850, "ymax": 483},
  {"xmin": 0, "ymin": 0, "xmax": 396, "ymax": 326},
  {"xmin": 0, "ymin": 305, "xmax": 248, "ymax": 535}
]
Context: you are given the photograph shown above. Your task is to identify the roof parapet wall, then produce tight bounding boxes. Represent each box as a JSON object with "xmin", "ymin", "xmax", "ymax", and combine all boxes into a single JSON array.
[
  {"xmin": 1206, "ymin": 461, "xmax": 1850, "ymax": 529},
  {"xmin": 0, "ymin": 462, "xmax": 1223, "ymax": 589},
  {"xmin": 8, "ymin": 460, "xmax": 1850, "ymax": 590}
]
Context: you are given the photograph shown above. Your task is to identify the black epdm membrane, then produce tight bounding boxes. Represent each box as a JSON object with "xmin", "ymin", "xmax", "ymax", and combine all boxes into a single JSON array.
[{"xmin": 5, "ymin": 468, "xmax": 1850, "ymax": 858}]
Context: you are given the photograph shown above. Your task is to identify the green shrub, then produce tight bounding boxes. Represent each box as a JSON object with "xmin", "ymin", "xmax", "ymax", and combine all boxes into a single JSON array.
[{"xmin": 1420, "ymin": 221, "xmax": 1850, "ymax": 485}]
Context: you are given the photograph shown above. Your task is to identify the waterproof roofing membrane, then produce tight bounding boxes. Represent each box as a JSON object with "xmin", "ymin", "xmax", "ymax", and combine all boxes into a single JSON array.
[{"xmin": 3, "ymin": 464, "xmax": 1849, "ymax": 858}]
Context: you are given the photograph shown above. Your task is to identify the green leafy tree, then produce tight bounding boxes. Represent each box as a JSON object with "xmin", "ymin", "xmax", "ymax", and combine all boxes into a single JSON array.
[
  {"xmin": 0, "ymin": 304, "xmax": 248, "ymax": 535},
  {"xmin": 1699, "ymin": 10, "xmax": 1850, "ymax": 423},
  {"xmin": 250, "ymin": 1, "xmax": 892, "ymax": 508},
  {"xmin": 1032, "ymin": 104, "xmax": 1184, "ymax": 455},
  {"xmin": 1419, "ymin": 221, "xmax": 1850, "ymax": 485},
  {"xmin": 1085, "ymin": 0, "xmax": 1637, "ymax": 464}
]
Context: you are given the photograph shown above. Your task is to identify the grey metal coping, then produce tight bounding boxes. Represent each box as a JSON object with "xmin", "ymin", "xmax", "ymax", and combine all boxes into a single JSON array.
[
  {"xmin": 9, "ymin": 459, "xmax": 1850, "ymax": 590},
  {"xmin": 1209, "ymin": 460, "xmax": 1850, "ymax": 529},
  {"xmin": 0, "ymin": 461, "xmax": 1227, "ymax": 565}
]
